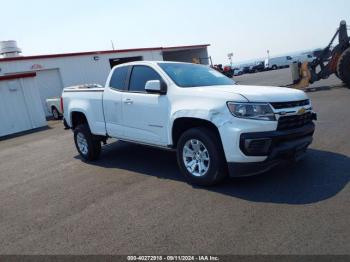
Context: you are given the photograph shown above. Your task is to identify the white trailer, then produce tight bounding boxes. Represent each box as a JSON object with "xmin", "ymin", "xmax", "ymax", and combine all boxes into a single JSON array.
[
  {"xmin": 0, "ymin": 72, "xmax": 47, "ymax": 137},
  {"xmin": 293, "ymin": 54, "xmax": 315, "ymax": 63},
  {"xmin": 264, "ymin": 55, "xmax": 294, "ymax": 70}
]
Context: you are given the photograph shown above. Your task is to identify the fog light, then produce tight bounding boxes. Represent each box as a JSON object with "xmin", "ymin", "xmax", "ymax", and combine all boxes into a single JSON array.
[{"xmin": 244, "ymin": 138, "xmax": 272, "ymax": 156}]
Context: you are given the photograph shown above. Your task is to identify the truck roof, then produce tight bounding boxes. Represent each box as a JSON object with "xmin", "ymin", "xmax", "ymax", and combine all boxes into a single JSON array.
[{"xmin": 111, "ymin": 60, "xmax": 196, "ymax": 69}]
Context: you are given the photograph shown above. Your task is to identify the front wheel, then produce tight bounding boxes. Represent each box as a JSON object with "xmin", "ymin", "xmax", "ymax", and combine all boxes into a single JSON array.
[
  {"xmin": 74, "ymin": 124, "xmax": 101, "ymax": 161},
  {"xmin": 176, "ymin": 127, "xmax": 227, "ymax": 186}
]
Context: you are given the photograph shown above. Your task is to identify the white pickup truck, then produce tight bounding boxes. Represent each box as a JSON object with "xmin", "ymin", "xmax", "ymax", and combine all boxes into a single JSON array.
[
  {"xmin": 62, "ymin": 61, "xmax": 316, "ymax": 186},
  {"xmin": 46, "ymin": 97, "xmax": 62, "ymax": 120}
]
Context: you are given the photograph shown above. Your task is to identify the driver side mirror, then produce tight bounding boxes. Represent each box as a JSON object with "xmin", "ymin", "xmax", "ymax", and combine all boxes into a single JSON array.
[{"xmin": 145, "ymin": 80, "xmax": 167, "ymax": 94}]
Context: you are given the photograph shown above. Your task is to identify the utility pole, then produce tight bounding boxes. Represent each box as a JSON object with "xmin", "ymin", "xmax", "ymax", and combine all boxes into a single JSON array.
[
  {"xmin": 227, "ymin": 52, "xmax": 233, "ymax": 67},
  {"xmin": 267, "ymin": 50, "xmax": 270, "ymax": 60}
]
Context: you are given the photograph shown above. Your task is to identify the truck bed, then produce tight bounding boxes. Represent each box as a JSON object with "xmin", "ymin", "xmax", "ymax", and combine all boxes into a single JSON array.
[{"xmin": 62, "ymin": 84, "xmax": 106, "ymax": 135}]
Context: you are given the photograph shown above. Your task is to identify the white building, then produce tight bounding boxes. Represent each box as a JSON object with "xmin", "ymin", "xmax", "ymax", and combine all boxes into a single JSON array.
[{"xmin": 0, "ymin": 41, "xmax": 210, "ymax": 137}]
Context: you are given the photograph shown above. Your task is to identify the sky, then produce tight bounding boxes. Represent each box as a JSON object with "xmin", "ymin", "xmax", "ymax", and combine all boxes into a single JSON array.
[{"xmin": 1, "ymin": 0, "xmax": 350, "ymax": 64}]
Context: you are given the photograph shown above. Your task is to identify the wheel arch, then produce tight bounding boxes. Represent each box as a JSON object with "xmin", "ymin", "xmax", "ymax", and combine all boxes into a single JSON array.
[
  {"xmin": 70, "ymin": 111, "xmax": 89, "ymax": 130},
  {"xmin": 51, "ymin": 105, "xmax": 58, "ymax": 113},
  {"xmin": 171, "ymin": 117, "xmax": 223, "ymax": 149}
]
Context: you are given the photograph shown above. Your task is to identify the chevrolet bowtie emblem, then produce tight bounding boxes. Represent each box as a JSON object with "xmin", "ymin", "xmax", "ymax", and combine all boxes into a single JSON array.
[{"xmin": 297, "ymin": 108, "xmax": 306, "ymax": 115}]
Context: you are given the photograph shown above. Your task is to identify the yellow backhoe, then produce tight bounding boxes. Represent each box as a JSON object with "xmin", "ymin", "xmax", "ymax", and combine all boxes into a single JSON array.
[{"xmin": 291, "ymin": 20, "xmax": 350, "ymax": 90}]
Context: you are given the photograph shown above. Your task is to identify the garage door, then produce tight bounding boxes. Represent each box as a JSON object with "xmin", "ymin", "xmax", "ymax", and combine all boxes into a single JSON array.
[{"xmin": 35, "ymin": 69, "xmax": 64, "ymax": 116}]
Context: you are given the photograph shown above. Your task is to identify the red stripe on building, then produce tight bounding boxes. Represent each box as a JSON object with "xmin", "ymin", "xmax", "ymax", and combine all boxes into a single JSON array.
[
  {"xmin": 0, "ymin": 72, "xmax": 36, "ymax": 81},
  {"xmin": 0, "ymin": 44, "xmax": 210, "ymax": 62}
]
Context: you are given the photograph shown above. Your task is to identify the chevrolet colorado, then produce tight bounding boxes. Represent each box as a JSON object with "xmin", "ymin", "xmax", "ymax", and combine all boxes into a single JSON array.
[{"xmin": 62, "ymin": 61, "xmax": 316, "ymax": 186}]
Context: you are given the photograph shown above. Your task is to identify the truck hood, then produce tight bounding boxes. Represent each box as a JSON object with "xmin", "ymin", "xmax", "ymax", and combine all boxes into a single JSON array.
[{"xmin": 190, "ymin": 85, "xmax": 308, "ymax": 102}]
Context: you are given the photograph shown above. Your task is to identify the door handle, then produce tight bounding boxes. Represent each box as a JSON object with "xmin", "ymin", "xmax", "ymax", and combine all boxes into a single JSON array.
[{"xmin": 123, "ymin": 98, "xmax": 133, "ymax": 104}]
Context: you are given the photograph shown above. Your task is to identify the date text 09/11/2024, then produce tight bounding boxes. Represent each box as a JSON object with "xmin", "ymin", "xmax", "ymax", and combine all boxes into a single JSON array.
[{"xmin": 127, "ymin": 255, "xmax": 220, "ymax": 261}]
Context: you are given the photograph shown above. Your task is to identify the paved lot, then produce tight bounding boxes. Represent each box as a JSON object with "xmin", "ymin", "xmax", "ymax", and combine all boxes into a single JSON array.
[
  {"xmin": 0, "ymin": 70, "xmax": 349, "ymax": 255},
  {"xmin": 234, "ymin": 67, "xmax": 344, "ymax": 88}
]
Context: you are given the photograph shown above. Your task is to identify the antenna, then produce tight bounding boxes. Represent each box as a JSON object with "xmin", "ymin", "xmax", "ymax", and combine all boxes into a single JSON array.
[{"xmin": 111, "ymin": 40, "xmax": 115, "ymax": 50}]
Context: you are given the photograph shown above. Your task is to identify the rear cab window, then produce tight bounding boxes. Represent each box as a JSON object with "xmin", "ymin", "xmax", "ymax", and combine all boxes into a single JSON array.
[{"xmin": 109, "ymin": 66, "xmax": 129, "ymax": 90}]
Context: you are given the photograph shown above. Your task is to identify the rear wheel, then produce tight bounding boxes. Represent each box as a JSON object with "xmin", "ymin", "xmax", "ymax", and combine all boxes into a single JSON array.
[
  {"xmin": 52, "ymin": 107, "xmax": 60, "ymax": 120},
  {"xmin": 74, "ymin": 124, "xmax": 101, "ymax": 161},
  {"xmin": 337, "ymin": 47, "xmax": 350, "ymax": 88},
  {"xmin": 272, "ymin": 65, "xmax": 278, "ymax": 70},
  {"xmin": 176, "ymin": 127, "xmax": 227, "ymax": 186}
]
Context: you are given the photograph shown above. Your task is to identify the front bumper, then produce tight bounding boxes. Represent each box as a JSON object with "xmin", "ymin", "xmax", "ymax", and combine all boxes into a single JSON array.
[{"xmin": 228, "ymin": 122, "xmax": 315, "ymax": 177}]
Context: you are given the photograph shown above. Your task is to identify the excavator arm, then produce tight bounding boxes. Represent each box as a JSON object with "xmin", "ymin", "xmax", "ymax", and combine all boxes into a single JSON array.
[{"xmin": 291, "ymin": 20, "xmax": 350, "ymax": 90}]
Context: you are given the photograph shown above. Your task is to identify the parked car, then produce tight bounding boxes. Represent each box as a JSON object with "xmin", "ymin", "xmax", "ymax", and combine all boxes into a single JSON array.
[
  {"xmin": 212, "ymin": 64, "xmax": 234, "ymax": 78},
  {"xmin": 233, "ymin": 68, "xmax": 243, "ymax": 76},
  {"xmin": 46, "ymin": 97, "xmax": 62, "ymax": 120},
  {"xmin": 250, "ymin": 61, "xmax": 265, "ymax": 73},
  {"xmin": 264, "ymin": 56, "xmax": 294, "ymax": 70},
  {"xmin": 62, "ymin": 61, "xmax": 316, "ymax": 186},
  {"xmin": 223, "ymin": 65, "xmax": 234, "ymax": 78},
  {"xmin": 242, "ymin": 66, "xmax": 251, "ymax": 74}
]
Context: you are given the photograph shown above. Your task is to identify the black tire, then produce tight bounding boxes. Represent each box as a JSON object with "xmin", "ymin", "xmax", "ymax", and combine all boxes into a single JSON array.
[
  {"xmin": 272, "ymin": 65, "xmax": 278, "ymax": 70},
  {"xmin": 176, "ymin": 127, "xmax": 227, "ymax": 186},
  {"xmin": 74, "ymin": 124, "xmax": 101, "ymax": 161},
  {"xmin": 52, "ymin": 107, "xmax": 60, "ymax": 120},
  {"xmin": 337, "ymin": 47, "xmax": 350, "ymax": 88}
]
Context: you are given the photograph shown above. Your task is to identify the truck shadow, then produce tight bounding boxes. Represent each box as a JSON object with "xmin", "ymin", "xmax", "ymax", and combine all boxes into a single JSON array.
[
  {"xmin": 80, "ymin": 141, "xmax": 350, "ymax": 205},
  {"xmin": 305, "ymin": 85, "xmax": 348, "ymax": 93}
]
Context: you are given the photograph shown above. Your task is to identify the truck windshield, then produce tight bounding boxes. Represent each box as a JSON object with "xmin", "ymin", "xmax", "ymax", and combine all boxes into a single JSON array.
[{"xmin": 158, "ymin": 63, "xmax": 236, "ymax": 87}]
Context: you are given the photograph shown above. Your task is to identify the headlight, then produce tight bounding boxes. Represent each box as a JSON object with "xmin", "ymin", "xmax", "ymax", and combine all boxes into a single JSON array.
[{"xmin": 227, "ymin": 102, "xmax": 276, "ymax": 121}]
